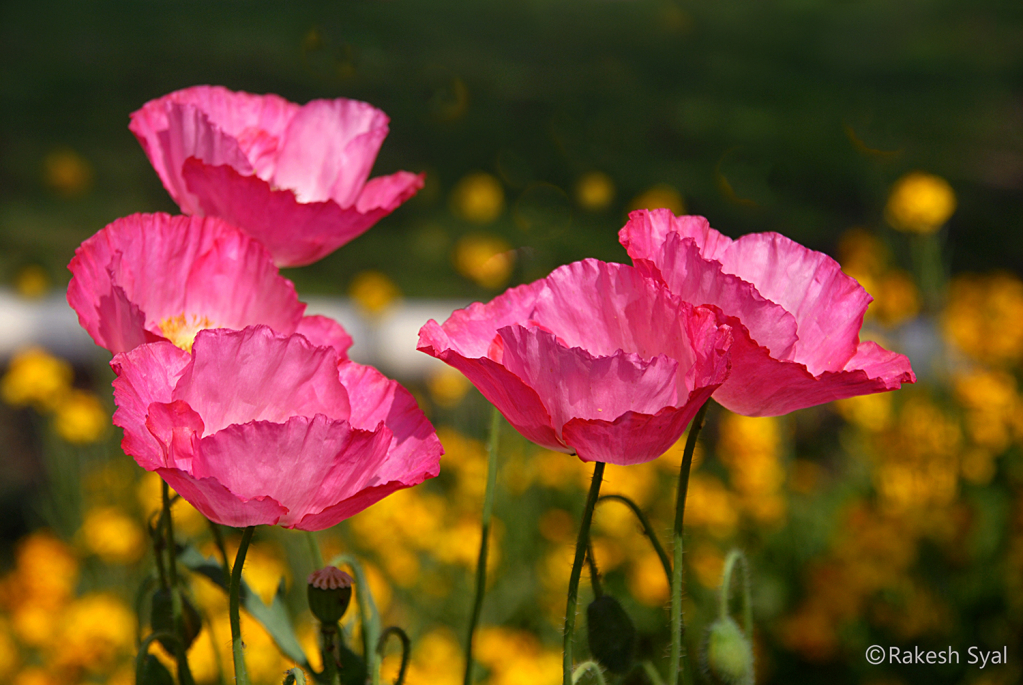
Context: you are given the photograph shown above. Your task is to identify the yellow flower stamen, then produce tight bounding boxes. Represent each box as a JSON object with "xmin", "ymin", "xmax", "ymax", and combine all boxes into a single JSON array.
[{"xmin": 158, "ymin": 313, "xmax": 216, "ymax": 352}]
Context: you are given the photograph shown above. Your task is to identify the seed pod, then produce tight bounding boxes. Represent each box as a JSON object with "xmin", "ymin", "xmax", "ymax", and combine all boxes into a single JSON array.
[
  {"xmin": 586, "ymin": 594, "xmax": 636, "ymax": 674},
  {"xmin": 307, "ymin": 566, "xmax": 354, "ymax": 625},
  {"xmin": 702, "ymin": 615, "xmax": 754, "ymax": 685}
]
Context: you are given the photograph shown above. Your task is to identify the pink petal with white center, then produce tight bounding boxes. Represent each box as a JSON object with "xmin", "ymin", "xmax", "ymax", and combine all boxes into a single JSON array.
[
  {"xmin": 67, "ymin": 213, "xmax": 306, "ymax": 354},
  {"xmin": 182, "ymin": 159, "xmax": 424, "ymax": 266},
  {"xmin": 175, "ymin": 327, "xmax": 350, "ymax": 434},
  {"xmin": 296, "ymin": 316, "xmax": 354, "ymax": 360},
  {"xmin": 110, "ymin": 342, "xmax": 193, "ymax": 469},
  {"xmin": 271, "ymin": 99, "xmax": 390, "ymax": 207}
]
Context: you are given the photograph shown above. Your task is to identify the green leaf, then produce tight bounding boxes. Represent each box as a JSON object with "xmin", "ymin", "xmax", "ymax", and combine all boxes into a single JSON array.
[{"xmin": 177, "ymin": 545, "xmax": 311, "ymax": 670}]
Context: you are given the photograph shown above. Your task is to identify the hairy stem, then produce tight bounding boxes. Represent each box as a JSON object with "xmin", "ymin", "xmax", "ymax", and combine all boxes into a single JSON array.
[
  {"xmin": 463, "ymin": 405, "xmax": 501, "ymax": 685},
  {"xmin": 668, "ymin": 402, "xmax": 709, "ymax": 685},
  {"xmin": 563, "ymin": 461, "xmax": 606, "ymax": 685}
]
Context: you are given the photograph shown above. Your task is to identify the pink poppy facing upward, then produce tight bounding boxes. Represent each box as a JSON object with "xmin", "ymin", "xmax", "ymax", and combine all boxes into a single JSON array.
[
  {"xmin": 418, "ymin": 259, "xmax": 734, "ymax": 465},
  {"xmin": 129, "ymin": 86, "xmax": 424, "ymax": 267},
  {"xmin": 67, "ymin": 212, "xmax": 352, "ymax": 357},
  {"xmin": 111, "ymin": 326, "xmax": 443, "ymax": 530},
  {"xmin": 619, "ymin": 209, "xmax": 916, "ymax": 417}
]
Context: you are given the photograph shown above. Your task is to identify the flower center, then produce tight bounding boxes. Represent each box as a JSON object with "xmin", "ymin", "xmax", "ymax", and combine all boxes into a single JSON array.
[{"xmin": 158, "ymin": 314, "xmax": 216, "ymax": 352}]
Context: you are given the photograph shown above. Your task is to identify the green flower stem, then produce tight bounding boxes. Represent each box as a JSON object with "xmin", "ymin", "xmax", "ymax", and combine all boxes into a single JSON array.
[
  {"xmin": 585, "ymin": 541, "xmax": 602, "ymax": 599},
  {"xmin": 597, "ymin": 495, "xmax": 672, "ymax": 586},
  {"xmin": 230, "ymin": 525, "xmax": 257, "ymax": 685},
  {"xmin": 377, "ymin": 626, "xmax": 411, "ymax": 685},
  {"xmin": 669, "ymin": 402, "xmax": 709, "ymax": 685},
  {"xmin": 305, "ymin": 531, "xmax": 325, "ymax": 570},
  {"xmin": 719, "ymin": 550, "xmax": 752, "ymax": 636},
  {"xmin": 320, "ymin": 622, "xmax": 340, "ymax": 685},
  {"xmin": 571, "ymin": 661, "xmax": 608, "ymax": 685},
  {"xmin": 162, "ymin": 481, "xmax": 195, "ymax": 685},
  {"xmin": 464, "ymin": 405, "xmax": 501, "ymax": 685},
  {"xmin": 563, "ymin": 460, "xmax": 606, "ymax": 685},
  {"xmin": 209, "ymin": 520, "xmax": 231, "ymax": 583},
  {"xmin": 331, "ymin": 555, "xmax": 380, "ymax": 681}
]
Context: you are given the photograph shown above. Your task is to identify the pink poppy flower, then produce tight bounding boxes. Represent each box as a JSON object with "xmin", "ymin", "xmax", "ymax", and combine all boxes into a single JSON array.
[
  {"xmin": 129, "ymin": 85, "xmax": 424, "ymax": 267},
  {"xmin": 111, "ymin": 326, "xmax": 442, "ymax": 530},
  {"xmin": 67, "ymin": 212, "xmax": 351, "ymax": 357},
  {"xmin": 619, "ymin": 209, "xmax": 916, "ymax": 416},
  {"xmin": 418, "ymin": 259, "xmax": 734, "ymax": 465}
]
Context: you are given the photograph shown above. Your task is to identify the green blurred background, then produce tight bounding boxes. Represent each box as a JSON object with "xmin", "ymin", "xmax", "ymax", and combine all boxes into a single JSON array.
[{"xmin": 2, "ymin": 2, "xmax": 1023, "ymax": 685}]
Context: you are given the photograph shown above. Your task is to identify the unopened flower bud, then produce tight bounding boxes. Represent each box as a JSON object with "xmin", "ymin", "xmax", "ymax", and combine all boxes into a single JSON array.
[
  {"xmin": 703, "ymin": 616, "xmax": 754, "ymax": 685},
  {"xmin": 586, "ymin": 594, "xmax": 636, "ymax": 674},
  {"xmin": 307, "ymin": 566, "xmax": 353, "ymax": 625}
]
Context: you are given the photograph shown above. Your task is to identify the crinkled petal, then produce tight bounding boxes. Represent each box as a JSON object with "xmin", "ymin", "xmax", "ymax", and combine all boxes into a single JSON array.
[
  {"xmin": 621, "ymin": 212, "xmax": 798, "ymax": 359},
  {"xmin": 418, "ymin": 259, "xmax": 734, "ymax": 461},
  {"xmin": 497, "ymin": 325, "xmax": 681, "ymax": 433},
  {"xmin": 157, "ymin": 467, "xmax": 288, "ymax": 528},
  {"xmin": 67, "ymin": 213, "xmax": 304, "ymax": 354},
  {"xmin": 129, "ymin": 86, "xmax": 299, "ymax": 209},
  {"xmin": 625, "ymin": 210, "xmax": 872, "ymax": 374},
  {"xmin": 713, "ymin": 318, "xmax": 915, "ymax": 416},
  {"xmin": 110, "ymin": 342, "xmax": 193, "ymax": 469},
  {"xmin": 183, "ymin": 159, "xmax": 423, "ymax": 267},
  {"xmin": 296, "ymin": 315, "xmax": 354, "ymax": 360},
  {"xmin": 337, "ymin": 361, "xmax": 444, "ymax": 474},
  {"xmin": 271, "ymin": 98, "xmax": 390, "ymax": 207},
  {"xmin": 563, "ymin": 394, "xmax": 717, "ymax": 465},
  {"xmin": 175, "ymin": 327, "xmax": 350, "ymax": 434},
  {"xmin": 190, "ymin": 414, "xmax": 393, "ymax": 529},
  {"xmin": 417, "ymin": 329, "xmax": 565, "ymax": 452}
]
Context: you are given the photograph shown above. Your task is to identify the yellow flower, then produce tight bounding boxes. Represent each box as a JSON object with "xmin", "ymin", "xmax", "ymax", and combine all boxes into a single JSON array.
[
  {"xmin": 13, "ymin": 265, "xmax": 50, "ymax": 299},
  {"xmin": 13, "ymin": 531, "xmax": 79, "ymax": 608},
  {"xmin": 943, "ymin": 272, "xmax": 1023, "ymax": 366},
  {"xmin": 43, "ymin": 148, "xmax": 93, "ymax": 197},
  {"xmin": 870, "ymin": 270, "xmax": 921, "ymax": 326},
  {"xmin": 628, "ymin": 183, "xmax": 685, "ymax": 215},
  {"xmin": 627, "ymin": 548, "xmax": 670, "ymax": 606},
  {"xmin": 385, "ymin": 627, "xmax": 462, "ymax": 685},
  {"xmin": 80, "ymin": 506, "xmax": 145, "ymax": 564},
  {"xmin": 427, "ymin": 367, "xmax": 471, "ymax": 408},
  {"xmin": 453, "ymin": 233, "xmax": 515, "ymax": 288},
  {"xmin": 450, "ymin": 172, "xmax": 504, "ymax": 224},
  {"xmin": 835, "ymin": 393, "xmax": 893, "ymax": 432},
  {"xmin": 575, "ymin": 172, "xmax": 615, "ymax": 211},
  {"xmin": 688, "ymin": 543, "xmax": 725, "ymax": 589},
  {"xmin": 1, "ymin": 347, "xmax": 72, "ymax": 412},
  {"xmin": 885, "ymin": 171, "xmax": 956, "ymax": 234},
  {"xmin": 349, "ymin": 270, "xmax": 401, "ymax": 315},
  {"xmin": 53, "ymin": 390, "xmax": 108, "ymax": 444},
  {"xmin": 55, "ymin": 593, "xmax": 136, "ymax": 673},
  {"xmin": 12, "ymin": 667, "xmax": 59, "ymax": 685}
]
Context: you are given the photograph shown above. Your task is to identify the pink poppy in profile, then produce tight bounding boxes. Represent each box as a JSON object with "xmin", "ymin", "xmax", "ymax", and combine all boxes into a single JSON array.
[
  {"xmin": 619, "ymin": 209, "xmax": 916, "ymax": 417},
  {"xmin": 67, "ymin": 212, "xmax": 351, "ymax": 357},
  {"xmin": 111, "ymin": 326, "xmax": 442, "ymax": 530},
  {"xmin": 129, "ymin": 85, "xmax": 424, "ymax": 267},
  {"xmin": 418, "ymin": 259, "xmax": 734, "ymax": 465}
]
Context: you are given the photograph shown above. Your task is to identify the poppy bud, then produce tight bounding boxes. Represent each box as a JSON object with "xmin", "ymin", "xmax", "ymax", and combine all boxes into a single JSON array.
[
  {"xmin": 586, "ymin": 594, "xmax": 636, "ymax": 674},
  {"xmin": 703, "ymin": 616, "xmax": 754, "ymax": 685},
  {"xmin": 150, "ymin": 588, "xmax": 202, "ymax": 651},
  {"xmin": 307, "ymin": 566, "xmax": 354, "ymax": 625}
]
